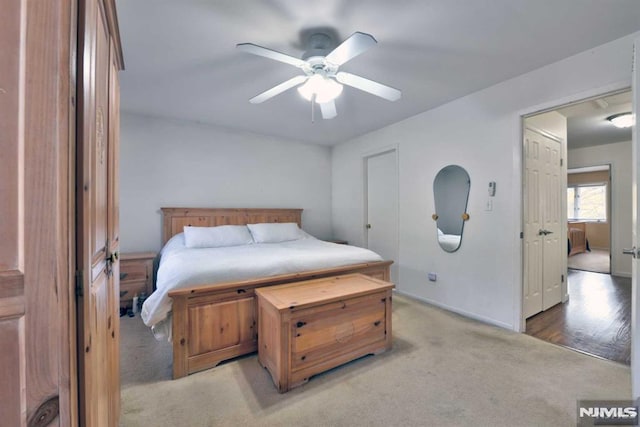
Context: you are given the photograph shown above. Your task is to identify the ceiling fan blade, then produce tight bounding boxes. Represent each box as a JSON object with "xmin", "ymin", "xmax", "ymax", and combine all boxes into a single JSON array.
[
  {"xmin": 336, "ymin": 72, "xmax": 401, "ymax": 101},
  {"xmin": 249, "ymin": 75, "xmax": 308, "ymax": 104},
  {"xmin": 237, "ymin": 43, "xmax": 307, "ymax": 68},
  {"xmin": 325, "ymin": 32, "xmax": 377, "ymax": 66},
  {"xmin": 320, "ymin": 100, "xmax": 337, "ymax": 120}
]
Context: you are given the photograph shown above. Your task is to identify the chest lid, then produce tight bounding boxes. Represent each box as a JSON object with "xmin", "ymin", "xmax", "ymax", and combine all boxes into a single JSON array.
[{"xmin": 255, "ymin": 273, "xmax": 393, "ymax": 312}]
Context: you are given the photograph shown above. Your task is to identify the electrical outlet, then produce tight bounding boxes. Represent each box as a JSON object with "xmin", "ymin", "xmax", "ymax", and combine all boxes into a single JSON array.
[
  {"xmin": 428, "ymin": 272, "xmax": 437, "ymax": 282},
  {"xmin": 485, "ymin": 200, "xmax": 493, "ymax": 211}
]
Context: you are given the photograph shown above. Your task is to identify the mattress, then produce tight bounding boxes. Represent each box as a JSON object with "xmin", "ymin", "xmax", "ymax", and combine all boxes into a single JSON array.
[{"xmin": 141, "ymin": 233, "xmax": 384, "ymax": 340}]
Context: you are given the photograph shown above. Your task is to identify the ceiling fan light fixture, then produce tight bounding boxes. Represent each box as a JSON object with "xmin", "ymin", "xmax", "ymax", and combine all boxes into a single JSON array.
[
  {"xmin": 238, "ymin": 31, "xmax": 401, "ymax": 120},
  {"xmin": 297, "ymin": 74, "xmax": 343, "ymax": 103},
  {"xmin": 606, "ymin": 112, "xmax": 634, "ymax": 128}
]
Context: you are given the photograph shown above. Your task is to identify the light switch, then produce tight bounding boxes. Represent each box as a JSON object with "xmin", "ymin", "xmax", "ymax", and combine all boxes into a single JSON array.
[{"xmin": 485, "ymin": 200, "xmax": 493, "ymax": 211}]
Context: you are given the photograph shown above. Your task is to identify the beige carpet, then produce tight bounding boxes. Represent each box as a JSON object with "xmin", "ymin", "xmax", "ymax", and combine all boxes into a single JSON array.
[
  {"xmin": 120, "ymin": 294, "xmax": 630, "ymax": 427},
  {"xmin": 568, "ymin": 249, "xmax": 610, "ymax": 274}
]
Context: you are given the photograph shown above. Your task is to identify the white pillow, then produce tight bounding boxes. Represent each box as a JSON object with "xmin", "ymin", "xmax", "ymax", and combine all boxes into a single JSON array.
[
  {"xmin": 247, "ymin": 222, "xmax": 303, "ymax": 243},
  {"xmin": 183, "ymin": 225, "xmax": 253, "ymax": 248}
]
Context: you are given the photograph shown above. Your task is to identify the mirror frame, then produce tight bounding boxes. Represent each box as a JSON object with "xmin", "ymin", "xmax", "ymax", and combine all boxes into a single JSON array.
[{"xmin": 432, "ymin": 165, "xmax": 471, "ymax": 253}]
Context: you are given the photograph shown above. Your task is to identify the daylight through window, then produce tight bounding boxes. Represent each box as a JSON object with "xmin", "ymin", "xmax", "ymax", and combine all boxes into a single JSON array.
[{"xmin": 567, "ymin": 184, "xmax": 607, "ymax": 221}]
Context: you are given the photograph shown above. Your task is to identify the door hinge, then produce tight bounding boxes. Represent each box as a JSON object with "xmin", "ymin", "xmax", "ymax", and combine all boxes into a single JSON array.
[
  {"xmin": 561, "ymin": 274, "xmax": 565, "ymax": 283},
  {"xmin": 75, "ymin": 270, "xmax": 83, "ymax": 297},
  {"xmin": 560, "ymin": 158, "xmax": 563, "ymax": 166},
  {"xmin": 520, "ymin": 232, "xmax": 524, "ymax": 239}
]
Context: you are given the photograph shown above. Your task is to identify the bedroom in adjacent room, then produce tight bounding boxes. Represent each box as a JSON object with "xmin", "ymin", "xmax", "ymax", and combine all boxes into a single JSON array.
[{"xmin": 567, "ymin": 164, "xmax": 611, "ymax": 274}]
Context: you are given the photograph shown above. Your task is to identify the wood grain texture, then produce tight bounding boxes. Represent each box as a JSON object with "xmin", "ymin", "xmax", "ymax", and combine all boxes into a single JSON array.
[
  {"xmin": 256, "ymin": 273, "xmax": 394, "ymax": 311},
  {"xmin": 161, "ymin": 207, "xmax": 303, "ymax": 245},
  {"xmin": 119, "ymin": 252, "xmax": 155, "ymax": 308},
  {"xmin": 169, "ymin": 260, "xmax": 392, "ymax": 379},
  {"xmin": 163, "ymin": 207, "xmax": 392, "ymax": 379},
  {"xmin": 0, "ymin": 0, "xmax": 78, "ymax": 423},
  {"xmin": 0, "ymin": 15, "xmax": 26, "ymax": 421},
  {"xmin": 256, "ymin": 274, "xmax": 393, "ymax": 392},
  {"xmin": 23, "ymin": 0, "xmax": 75, "ymax": 424},
  {"xmin": 60, "ymin": 1, "xmax": 78, "ymax": 424},
  {"xmin": 0, "ymin": 317, "xmax": 25, "ymax": 427},
  {"xmin": 0, "ymin": 271, "xmax": 25, "ymax": 319},
  {"xmin": 568, "ymin": 222, "xmax": 587, "ymax": 256},
  {"xmin": 526, "ymin": 270, "xmax": 630, "ymax": 365},
  {"xmin": 0, "ymin": 0, "xmax": 122, "ymax": 424},
  {"xmin": 0, "ymin": 0, "xmax": 22, "ymax": 273},
  {"xmin": 107, "ymin": 38, "xmax": 121, "ymax": 422},
  {"xmin": 76, "ymin": 0, "xmax": 123, "ymax": 424}
]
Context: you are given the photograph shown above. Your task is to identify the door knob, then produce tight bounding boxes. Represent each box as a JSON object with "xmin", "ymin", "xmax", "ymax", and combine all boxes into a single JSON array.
[
  {"xmin": 366, "ymin": 224, "xmax": 372, "ymax": 229},
  {"xmin": 623, "ymin": 247, "xmax": 637, "ymax": 258}
]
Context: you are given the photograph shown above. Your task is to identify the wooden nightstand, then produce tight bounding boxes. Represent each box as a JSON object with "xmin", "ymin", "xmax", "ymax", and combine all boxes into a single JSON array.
[{"xmin": 119, "ymin": 252, "xmax": 156, "ymax": 308}]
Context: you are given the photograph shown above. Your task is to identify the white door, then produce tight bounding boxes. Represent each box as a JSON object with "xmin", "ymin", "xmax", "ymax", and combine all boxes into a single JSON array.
[
  {"xmin": 629, "ymin": 36, "xmax": 640, "ymax": 400},
  {"xmin": 523, "ymin": 128, "xmax": 563, "ymax": 318},
  {"xmin": 366, "ymin": 150, "xmax": 399, "ymax": 283},
  {"xmin": 541, "ymin": 133, "xmax": 563, "ymax": 310}
]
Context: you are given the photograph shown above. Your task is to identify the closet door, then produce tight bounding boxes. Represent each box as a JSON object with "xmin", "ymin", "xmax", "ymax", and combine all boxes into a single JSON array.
[
  {"xmin": 0, "ymin": 4, "xmax": 28, "ymax": 424},
  {"xmin": 0, "ymin": 1, "xmax": 76, "ymax": 425},
  {"xmin": 523, "ymin": 128, "xmax": 563, "ymax": 318},
  {"xmin": 77, "ymin": 0, "xmax": 122, "ymax": 425},
  {"xmin": 365, "ymin": 150, "xmax": 399, "ymax": 283},
  {"xmin": 107, "ymin": 38, "xmax": 122, "ymax": 423}
]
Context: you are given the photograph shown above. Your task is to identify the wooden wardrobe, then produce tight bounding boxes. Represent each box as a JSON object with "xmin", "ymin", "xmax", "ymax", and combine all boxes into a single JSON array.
[{"xmin": 0, "ymin": 1, "xmax": 123, "ymax": 425}]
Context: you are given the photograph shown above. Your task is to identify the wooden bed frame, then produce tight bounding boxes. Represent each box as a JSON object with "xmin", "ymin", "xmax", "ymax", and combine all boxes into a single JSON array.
[
  {"xmin": 161, "ymin": 207, "xmax": 393, "ymax": 379},
  {"xmin": 568, "ymin": 221, "xmax": 587, "ymax": 256}
]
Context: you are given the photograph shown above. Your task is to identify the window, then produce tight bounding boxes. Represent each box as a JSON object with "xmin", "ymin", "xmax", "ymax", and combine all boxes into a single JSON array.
[{"xmin": 567, "ymin": 184, "xmax": 607, "ymax": 221}]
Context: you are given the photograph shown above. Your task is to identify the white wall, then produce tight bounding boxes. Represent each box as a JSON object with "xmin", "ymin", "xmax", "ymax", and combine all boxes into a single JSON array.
[
  {"xmin": 568, "ymin": 140, "xmax": 632, "ymax": 277},
  {"xmin": 120, "ymin": 113, "xmax": 332, "ymax": 252},
  {"xmin": 332, "ymin": 32, "xmax": 638, "ymax": 330}
]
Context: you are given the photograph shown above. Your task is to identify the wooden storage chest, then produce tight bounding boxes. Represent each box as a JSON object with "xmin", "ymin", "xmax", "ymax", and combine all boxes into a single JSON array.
[{"xmin": 255, "ymin": 273, "xmax": 393, "ymax": 392}]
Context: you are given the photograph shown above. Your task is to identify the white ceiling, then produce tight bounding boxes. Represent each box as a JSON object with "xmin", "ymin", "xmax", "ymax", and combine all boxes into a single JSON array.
[
  {"xmin": 557, "ymin": 91, "xmax": 632, "ymax": 149},
  {"xmin": 116, "ymin": 0, "xmax": 640, "ymax": 146}
]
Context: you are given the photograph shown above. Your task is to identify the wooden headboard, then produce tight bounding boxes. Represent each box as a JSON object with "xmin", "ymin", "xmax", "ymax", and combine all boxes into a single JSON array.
[{"xmin": 161, "ymin": 207, "xmax": 303, "ymax": 245}]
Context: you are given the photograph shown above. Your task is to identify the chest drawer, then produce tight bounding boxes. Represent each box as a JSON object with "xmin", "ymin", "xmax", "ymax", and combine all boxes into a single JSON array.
[
  {"xmin": 291, "ymin": 294, "xmax": 386, "ymax": 370},
  {"xmin": 121, "ymin": 262, "xmax": 148, "ymax": 282}
]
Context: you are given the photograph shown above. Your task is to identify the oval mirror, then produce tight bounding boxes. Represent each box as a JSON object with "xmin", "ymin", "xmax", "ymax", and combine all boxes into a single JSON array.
[{"xmin": 433, "ymin": 165, "xmax": 470, "ymax": 252}]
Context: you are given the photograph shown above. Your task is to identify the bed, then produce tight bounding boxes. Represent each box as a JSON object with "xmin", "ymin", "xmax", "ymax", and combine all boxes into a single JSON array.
[
  {"xmin": 143, "ymin": 207, "xmax": 393, "ymax": 379},
  {"xmin": 568, "ymin": 221, "xmax": 587, "ymax": 256},
  {"xmin": 437, "ymin": 228, "xmax": 461, "ymax": 252}
]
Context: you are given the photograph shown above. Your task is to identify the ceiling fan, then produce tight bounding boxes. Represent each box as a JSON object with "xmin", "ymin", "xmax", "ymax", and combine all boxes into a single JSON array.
[{"xmin": 237, "ymin": 31, "xmax": 401, "ymax": 120}]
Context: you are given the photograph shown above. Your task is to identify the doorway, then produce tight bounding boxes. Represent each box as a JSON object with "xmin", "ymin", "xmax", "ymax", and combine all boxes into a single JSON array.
[
  {"xmin": 567, "ymin": 165, "xmax": 611, "ymax": 274},
  {"xmin": 523, "ymin": 90, "xmax": 633, "ymax": 364},
  {"xmin": 364, "ymin": 149, "xmax": 399, "ymax": 284}
]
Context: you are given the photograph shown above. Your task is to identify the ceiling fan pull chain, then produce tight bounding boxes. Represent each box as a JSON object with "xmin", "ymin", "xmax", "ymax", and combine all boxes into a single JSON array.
[{"xmin": 311, "ymin": 94, "xmax": 316, "ymax": 123}]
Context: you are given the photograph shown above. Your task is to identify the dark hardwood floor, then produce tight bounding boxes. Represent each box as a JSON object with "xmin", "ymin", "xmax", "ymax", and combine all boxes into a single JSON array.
[{"xmin": 525, "ymin": 270, "xmax": 631, "ymax": 365}]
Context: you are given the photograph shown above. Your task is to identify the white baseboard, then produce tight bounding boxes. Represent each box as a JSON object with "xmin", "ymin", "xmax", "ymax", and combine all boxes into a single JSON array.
[
  {"xmin": 612, "ymin": 270, "xmax": 631, "ymax": 278},
  {"xmin": 393, "ymin": 290, "xmax": 515, "ymax": 331}
]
